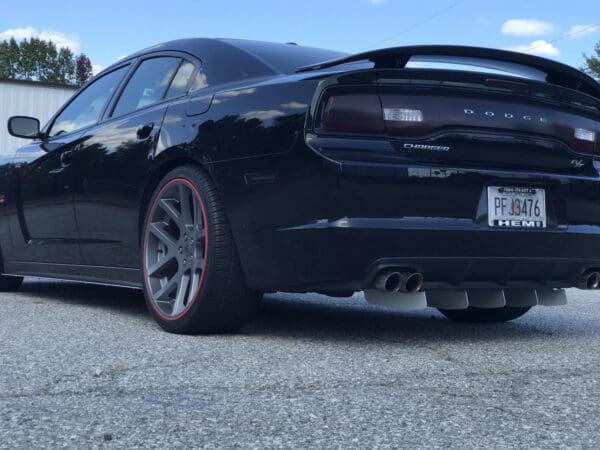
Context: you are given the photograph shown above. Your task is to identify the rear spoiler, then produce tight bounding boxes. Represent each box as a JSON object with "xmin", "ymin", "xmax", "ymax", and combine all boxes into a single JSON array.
[{"xmin": 295, "ymin": 45, "xmax": 600, "ymax": 100}]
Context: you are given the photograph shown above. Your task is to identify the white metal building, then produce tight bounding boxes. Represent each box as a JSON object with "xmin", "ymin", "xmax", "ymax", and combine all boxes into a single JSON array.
[{"xmin": 0, "ymin": 79, "xmax": 77, "ymax": 157}]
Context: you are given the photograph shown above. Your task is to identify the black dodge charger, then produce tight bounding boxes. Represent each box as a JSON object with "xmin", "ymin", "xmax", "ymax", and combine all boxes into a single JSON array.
[{"xmin": 4, "ymin": 38, "xmax": 600, "ymax": 333}]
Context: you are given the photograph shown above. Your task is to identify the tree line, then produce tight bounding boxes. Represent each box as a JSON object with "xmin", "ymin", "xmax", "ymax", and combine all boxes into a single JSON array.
[
  {"xmin": 0, "ymin": 37, "xmax": 93, "ymax": 86},
  {"xmin": 583, "ymin": 43, "xmax": 600, "ymax": 80}
]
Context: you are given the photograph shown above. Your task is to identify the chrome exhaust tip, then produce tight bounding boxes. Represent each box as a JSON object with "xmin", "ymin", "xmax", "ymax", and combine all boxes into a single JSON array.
[
  {"xmin": 578, "ymin": 270, "xmax": 600, "ymax": 290},
  {"xmin": 374, "ymin": 270, "xmax": 424, "ymax": 293},
  {"xmin": 401, "ymin": 272, "xmax": 424, "ymax": 293},
  {"xmin": 374, "ymin": 271, "xmax": 403, "ymax": 293}
]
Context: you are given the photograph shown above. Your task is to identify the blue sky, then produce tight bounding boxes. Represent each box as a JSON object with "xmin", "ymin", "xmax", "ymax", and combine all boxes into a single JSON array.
[{"xmin": 1, "ymin": 0, "xmax": 599, "ymax": 72}]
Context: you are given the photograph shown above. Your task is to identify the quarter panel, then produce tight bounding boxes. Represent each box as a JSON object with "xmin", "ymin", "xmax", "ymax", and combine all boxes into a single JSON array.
[
  {"xmin": 156, "ymin": 78, "xmax": 324, "ymax": 284},
  {"xmin": 158, "ymin": 79, "xmax": 317, "ymax": 163}
]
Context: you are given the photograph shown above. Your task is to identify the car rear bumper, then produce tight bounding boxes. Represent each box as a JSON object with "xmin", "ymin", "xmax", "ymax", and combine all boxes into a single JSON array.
[
  {"xmin": 243, "ymin": 216, "xmax": 600, "ymax": 292},
  {"xmin": 217, "ymin": 144, "xmax": 600, "ymax": 293}
]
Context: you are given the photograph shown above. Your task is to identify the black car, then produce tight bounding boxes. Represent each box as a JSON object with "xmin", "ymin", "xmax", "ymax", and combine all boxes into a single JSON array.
[{"xmin": 4, "ymin": 38, "xmax": 600, "ymax": 333}]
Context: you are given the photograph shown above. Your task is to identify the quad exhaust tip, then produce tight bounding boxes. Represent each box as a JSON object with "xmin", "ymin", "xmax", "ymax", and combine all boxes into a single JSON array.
[
  {"xmin": 374, "ymin": 270, "xmax": 424, "ymax": 293},
  {"xmin": 376, "ymin": 268, "xmax": 600, "ymax": 293}
]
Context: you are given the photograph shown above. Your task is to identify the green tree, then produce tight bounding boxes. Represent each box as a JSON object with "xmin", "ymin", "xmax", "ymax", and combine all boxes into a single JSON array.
[
  {"xmin": 0, "ymin": 40, "xmax": 11, "ymax": 78},
  {"xmin": 57, "ymin": 47, "xmax": 76, "ymax": 84},
  {"xmin": 583, "ymin": 42, "xmax": 600, "ymax": 80},
  {"xmin": 75, "ymin": 53, "xmax": 93, "ymax": 85},
  {"xmin": 39, "ymin": 39, "xmax": 58, "ymax": 82},
  {"xmin": 0, "ymin": 37, "xmax": 20, "ymax": 78},
  {"xmin": 0, "ymin": 37, "xmax": 87, "ymax": 85},
  {"xmin": 18, "ymin": 38, "xmax": 40, "ymax": 80}
]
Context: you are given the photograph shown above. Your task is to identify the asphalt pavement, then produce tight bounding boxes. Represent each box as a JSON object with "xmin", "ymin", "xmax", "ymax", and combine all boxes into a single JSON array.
[{"xmin": 2, "ymin": 279, "xmax": 600, "ymax": 448}]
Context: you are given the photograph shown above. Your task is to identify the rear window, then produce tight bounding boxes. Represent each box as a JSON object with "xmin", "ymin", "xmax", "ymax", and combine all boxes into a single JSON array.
[{"xmin": 223, "ymin": 40, "xmax": 347, "ymax": 74}]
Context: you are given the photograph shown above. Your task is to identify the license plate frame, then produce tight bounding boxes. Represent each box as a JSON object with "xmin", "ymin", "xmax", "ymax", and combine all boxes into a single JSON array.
[{"xmin": 487, "ymin": 186, "xmax": 547, "ymax": 229}]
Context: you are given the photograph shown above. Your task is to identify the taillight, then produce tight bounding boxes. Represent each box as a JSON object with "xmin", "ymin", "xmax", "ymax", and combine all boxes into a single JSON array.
[
  {"xmin": 320, "ymin": 93, "xmax": 427, "ymax": 136},
  {"xmin": 558, "ymin": 124, "xmax": 598, "ymax": 156},
  {"xmin": 321, "ymin": 94, "xmax": 385, "ymax": 134},
  {"xmin": 319, "ymin": 90, "xmax": 600, "ymax": 156},
  {"xmin": 573, "ymin": 128, "xmax": 599, "ymax": 155},
  {"xmin": 380, "ymin": 95, "xmax": 428, "ymax": 137},
  {"xmin": 573, "ymin": 127, "xmax": 597, "ymax": 155},
  {"xmin": 575, "ymin": 128, "xmax": 596, "ymax": 142}
]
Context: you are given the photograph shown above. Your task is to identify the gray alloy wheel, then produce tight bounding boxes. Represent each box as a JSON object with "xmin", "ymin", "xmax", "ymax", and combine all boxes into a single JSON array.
[
  {"xmin": 143, "ymin": 177, "xmax": 207, "ymax": 319},
  {"xmin": 141, "ymin": 165, "xmax": 259, "ymax": 334}
]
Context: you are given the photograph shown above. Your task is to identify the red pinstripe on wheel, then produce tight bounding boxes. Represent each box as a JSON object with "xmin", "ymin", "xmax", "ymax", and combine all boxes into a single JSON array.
[{"xmin": 142, "ymin": 177, "xmax": 209, "ymax": 321}]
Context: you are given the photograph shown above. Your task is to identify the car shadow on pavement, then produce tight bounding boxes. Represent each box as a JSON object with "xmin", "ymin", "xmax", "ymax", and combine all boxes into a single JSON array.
[
  {"xmin": 18, "ymin": 279, "xmax": 148, "ymax": 317},
  {"xmin": 16, "ymin": 279, "xmax": 600, "ymax": 341},
  {"xmin": 244, "ymin": 292, "xmax": 600, "ymax": 342}
]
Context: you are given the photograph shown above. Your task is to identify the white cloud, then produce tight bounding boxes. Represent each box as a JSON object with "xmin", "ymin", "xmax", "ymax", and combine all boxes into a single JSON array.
[
  {"xmin": 0, "ymin": 26, "xmax": 80, "ymax": 53},
  {"xmin": 501, "ymin": 19, "xmax": 557, "ymax": 37},
  {"xmin": 367, "ymin": 0, "xmax": 387, "ymax": 4},
  {"xmin": 507, "ymin": 40, "xmax": 560, "ymax": 57},
  {"xmin": 92, "ymin": 64, "xmax": 104, "ymax": 75},
  {"xmin": 567, "ymin": 24, "xmax": 599, "ymax": 39}
]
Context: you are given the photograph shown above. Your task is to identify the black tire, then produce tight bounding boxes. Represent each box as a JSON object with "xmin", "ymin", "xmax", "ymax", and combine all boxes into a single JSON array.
[
  {"xmin": 438, "ymin": 306, "xmax": 531, "ymax": 323},
  {"xmin": 141, "ymin": 165, "xmax": 259, "ymax": 334},
  {"xmin": 0, "ymin": 275, "xmax": 23, "ymax": 291}
]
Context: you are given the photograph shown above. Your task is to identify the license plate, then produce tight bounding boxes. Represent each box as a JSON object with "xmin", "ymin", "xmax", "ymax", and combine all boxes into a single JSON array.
[{"xmin": 487, "ymin": 186, "xmax": 546, "ymax": 229}]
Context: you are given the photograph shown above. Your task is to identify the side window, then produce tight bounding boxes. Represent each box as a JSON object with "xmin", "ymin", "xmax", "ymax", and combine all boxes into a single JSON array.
[
  {"xmin": 111, "ymin": 57, "xmax": 181, "ymax": 118},
  {"xmin": 165, "ymin": 61, "xmax": 195, "ymax": 99},
  {"xmin": 165, "ymin": 61, "xmax": 209, "ymax": 97},
  {"xmin": 50, "ymin": 66, "xmax": 128, "ymax": 137}
]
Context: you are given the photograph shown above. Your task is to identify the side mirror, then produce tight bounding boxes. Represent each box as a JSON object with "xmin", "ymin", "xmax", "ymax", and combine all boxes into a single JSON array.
[{"xmin": 7, "ymin": 116, "xmax": 42, "ymax": 139}]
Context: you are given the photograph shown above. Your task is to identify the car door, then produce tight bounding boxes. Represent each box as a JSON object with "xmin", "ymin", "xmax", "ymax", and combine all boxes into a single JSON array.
[
  {"xmin": 72, "ymin": 56, "xmax": 197, "ymax": 267},
  {"xmin": 9, "ymin": 65, "xmax": 130, "ymax": 264}
]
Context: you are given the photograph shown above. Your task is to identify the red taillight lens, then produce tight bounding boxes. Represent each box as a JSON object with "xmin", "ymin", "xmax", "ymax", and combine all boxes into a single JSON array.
[
  {"xmin": 320, "ymin": 93, "xmax": 427, "ymax": 136},
  {"xmin": 321, "ymin": 94, "xmax": 385, "ymax": 134}
]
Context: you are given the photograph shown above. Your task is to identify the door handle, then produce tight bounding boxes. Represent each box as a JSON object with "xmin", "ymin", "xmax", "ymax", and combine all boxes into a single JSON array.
[
  {"xmin": 136, "ymin": 122, "xmax": 155, "ymax": 140},
  {"xmin": 60, "ymin": 150, "xmax": 72, "ymax": 168}
]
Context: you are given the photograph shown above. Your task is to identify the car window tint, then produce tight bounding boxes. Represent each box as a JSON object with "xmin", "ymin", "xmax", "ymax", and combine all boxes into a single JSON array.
[
  {"xmin": 112, "ymin": 57, "xmax": 180, "ymax": 117},
  {"xmin": 165, "ymin": 61, "xmax": 195, "ymax": 99},
  {"xmin": 50, "ymin": 66, "xmax": 128, "ymax": 137},
  {"xmin": 189, "ymin": 68, "xmax": 209, "ymax": 92}
]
